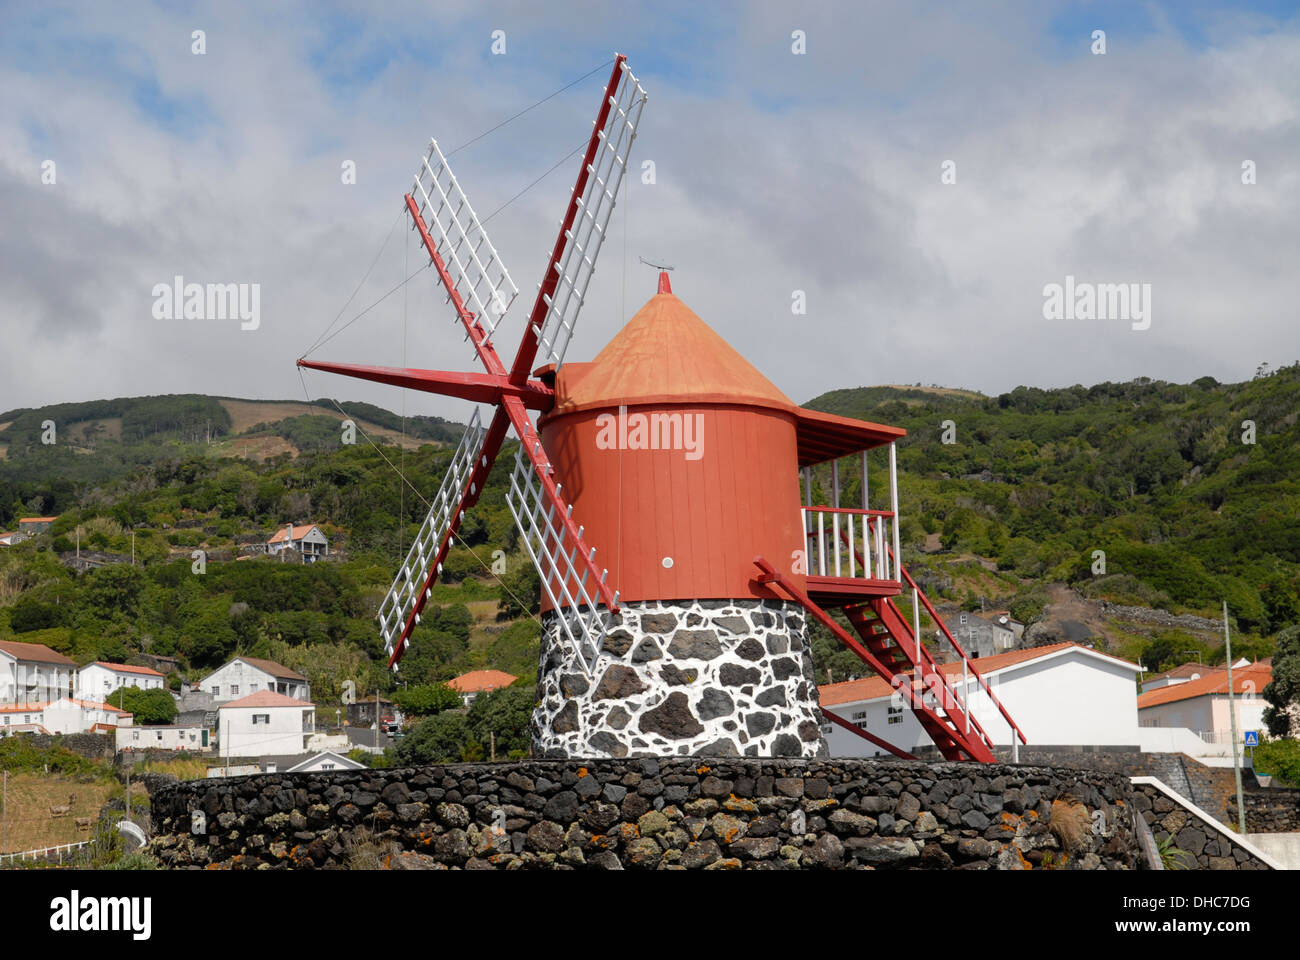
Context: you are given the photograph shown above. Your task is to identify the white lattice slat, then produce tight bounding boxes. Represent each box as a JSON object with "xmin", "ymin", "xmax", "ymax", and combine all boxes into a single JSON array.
[
  {"xmin": 377, "ymin": 408, "xmax": 485, "ymax": 661},
  {"xmin": 409, "ymin": 141, "xmax": 520, "ymax": 342},
  {"xmin": 505, "ymin": 442, "xmax": 617, "ymax": 674},
  {"xmin": 533, "ymin": 59, "xmax": 647, "ymax": 369}
]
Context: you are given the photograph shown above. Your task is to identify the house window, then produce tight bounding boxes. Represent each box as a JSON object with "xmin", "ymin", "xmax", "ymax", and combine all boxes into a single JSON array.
[
  {"xmin": 24, "ymin": 715, "xmax": 30, "ymax": 724},
  {"xmin": 887, "ymin": 705, "xmax": 903, "ymax": 726},
  {"xmin": 321, "ymin": 763, "xmax": 334, "ymax": 770},
  {"xmin": 230, "ymin": 685, "xmax": 239, "ymax": 696},
  {"xmin": 3, "ymin": 717, "xmax": 8, "ymax": 726},
  {"xmin": 210, "ymin": 686, "xmax": 219, "ymax": 696},
  {"xmin": 252, "ymin": 714, "xmax": 270, "ymax": 725},
  {"xmin": 133, "ymin": 730, "xmax": 139, "ymax": 741},
  {"xmin": 157, "ymin": 731, "xmax": 163, "ymax": 741},
  {"xmin": 249, "ymin": 683, "xmax": 258, "ymax": 693}
]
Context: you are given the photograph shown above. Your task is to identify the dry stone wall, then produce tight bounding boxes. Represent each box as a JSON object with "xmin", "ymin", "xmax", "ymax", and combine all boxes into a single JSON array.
[
  {"xmin": 148, "ymin": 758, "xmax": 1139, "ymax": 870},
  {"xmin": 1229, "ymin": 788, "xmax": 1300, "ymax": 833},
  {"xmin": 1131, "ymin": 781, "xmax": 1274, "ymax": 869},
  {"xmin": 533, "ymin": 599, "xmax": 827, "ymax": 758}
]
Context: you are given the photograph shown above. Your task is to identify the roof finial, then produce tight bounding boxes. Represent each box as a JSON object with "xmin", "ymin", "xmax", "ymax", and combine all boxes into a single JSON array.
[{"xmin": 638, "ymin": 256, "xmax": 674, "ymax": 294}]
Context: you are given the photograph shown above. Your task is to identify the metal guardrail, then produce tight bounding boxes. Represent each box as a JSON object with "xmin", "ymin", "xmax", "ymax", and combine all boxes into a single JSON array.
[{"xmin": 0, "ymin": 839, "xmax": 90, "ymax": 865}]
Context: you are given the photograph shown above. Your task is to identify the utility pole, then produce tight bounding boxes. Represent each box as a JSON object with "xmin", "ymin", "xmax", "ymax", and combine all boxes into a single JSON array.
[
  {"xmin": 1224, "ymin": 600, "xmax": 1246, "ymax": 835},
  {"xmin": 490, "ymin": 731, "xmax": 496, "ymax": 762}
]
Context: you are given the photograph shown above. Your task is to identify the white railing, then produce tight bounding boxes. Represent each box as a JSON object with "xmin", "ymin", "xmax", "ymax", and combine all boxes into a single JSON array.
[
  {"xmin": 0, "ymin": 840, "xmax": 89, "ymax": 865},
  {"xmin": 801, "ymin": 440, "xmax": 901, "ymax": 582},
  {"xmin": 803, "ymin": 507, "xmax": 897, "ymax": 581}
]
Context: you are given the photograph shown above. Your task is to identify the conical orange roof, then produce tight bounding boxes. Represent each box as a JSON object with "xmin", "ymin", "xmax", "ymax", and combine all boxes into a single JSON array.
[{"xmin": 550, "ymin": 279, "xmax": 798, "ymax": 415}]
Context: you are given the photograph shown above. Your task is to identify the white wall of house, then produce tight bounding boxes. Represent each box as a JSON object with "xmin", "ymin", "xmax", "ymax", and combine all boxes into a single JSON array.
[
  {"xmin": 117, "ymin": 725, "xmax": 210, "ymax": 752},
  {"xmin": 78, "ymin": 664, "xmax": 165, "ymax": 699},
  {"xmin": 0, "ymin": 651, "xmax": 75, "ymax": 705},
  {"xmin": 1139, "ymin": 694, "xmax": 1268, "ymax": 741},
  {"xmin": 42, "ymin": 698, "xmax": 133, "ymax": 734},
  {"xmin": 0, "ymin": 707, "xmax": 46, "ymax": 732},
  {"xmin": 219, "ymin": 704, "xmax": 315, "ymax": 757},
  {"xmin": 823, "ymin": 648, "xmax": 1141, "ymax": 757},
  {"xmin": 201, "ymin": 660, "xmax": 309, "ymax": 703}
]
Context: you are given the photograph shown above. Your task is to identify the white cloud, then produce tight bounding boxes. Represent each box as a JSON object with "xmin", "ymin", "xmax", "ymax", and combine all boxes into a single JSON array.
[{"xmin": 1, "ymin": 1, "xmax": 1296, "ymax": 420}]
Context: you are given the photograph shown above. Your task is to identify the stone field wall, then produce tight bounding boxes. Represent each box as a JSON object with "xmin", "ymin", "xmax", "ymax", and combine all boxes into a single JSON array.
[
  {"xmin": 149, "ymin": 758, "xmax": 1140, "ymax": 870},
  {"xmin": 1229, "ymin": 788, "xmax": 1300, "ymax": 834},
  {"xmin": 1131, "ymin": 781, "xmax": 1274, "ymax": 870}
]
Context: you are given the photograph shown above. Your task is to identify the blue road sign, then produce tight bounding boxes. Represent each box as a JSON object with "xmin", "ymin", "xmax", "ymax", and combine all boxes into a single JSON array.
[{"xmin": 1244, "ymin": 730, "xmax": 1259, "ymax": 747}]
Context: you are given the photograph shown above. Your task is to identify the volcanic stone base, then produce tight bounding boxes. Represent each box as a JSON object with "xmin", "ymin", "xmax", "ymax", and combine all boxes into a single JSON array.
[{"xmin": 532, "ymin": 599, "xmax": 828, "ymax": 758}]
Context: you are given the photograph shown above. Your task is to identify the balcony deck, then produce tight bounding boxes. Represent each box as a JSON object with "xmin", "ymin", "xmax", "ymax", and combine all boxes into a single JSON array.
[{"xmin": 806, "ymin": 574, "xmax": 902, "ymax": 607}]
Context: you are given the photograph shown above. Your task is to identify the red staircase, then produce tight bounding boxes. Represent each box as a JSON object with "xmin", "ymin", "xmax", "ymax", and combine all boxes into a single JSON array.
[{"xmin": 755, "ymin": 530, "xmax": 1027, "ymax": 762}]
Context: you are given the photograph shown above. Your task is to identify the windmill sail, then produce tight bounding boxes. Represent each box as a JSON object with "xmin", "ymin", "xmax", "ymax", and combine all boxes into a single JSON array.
[
  {"xmin": 531, "ymin": 58, "xmax": 647, "ymax": 370},
  {"xmin": 409, "ymin": 140, "xmax": 520, "ymax": 345},
  {"xmin": 377, "ymin": 407, "xmax": 486, "ymax": 664},
  {"xmin": 505, "ymin": 441, "xmax": 618, "ymax": 674}
]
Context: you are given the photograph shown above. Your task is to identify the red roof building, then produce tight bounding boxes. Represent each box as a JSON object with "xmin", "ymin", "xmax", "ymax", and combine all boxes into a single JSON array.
[{"xmin": 447, "ymin": 669, "xmax": 517, "ymax": 705}]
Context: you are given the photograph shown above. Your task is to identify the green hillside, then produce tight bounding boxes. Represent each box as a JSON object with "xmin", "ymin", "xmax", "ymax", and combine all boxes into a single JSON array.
[
  {"xmin": 0, "ymin": 367, "xmax": 1297, "ymax": 756},
  {"xmin": 800, "ymin": 365, "xmax": 1300, "ymax": 672}
]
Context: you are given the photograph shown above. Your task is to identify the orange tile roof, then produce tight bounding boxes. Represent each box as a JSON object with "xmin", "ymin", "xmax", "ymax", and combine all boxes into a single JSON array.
[
  {"xmin": 551, "ymin": 291, "xmax": 797, "ymax": 415},
  {"xmin": 447, "ymin": 669, "xmax": 518, "ymax": 694},
  {"xmin": 90, "ymin": 661, "xmax": 165, "ymax": 677},
  {"xmin": 0, "ymin": 639, "xmax": 76, "ymax": 666},
  {"xmin": 0, "ymin": 702, "xmax": 49, "ymax": 713},
  {"xmin": 267, "ymin": 524, "xmax": 320, "ymax": 544},
  {"xmin": 1144, "ymin": 661, "xmax": 1214, "ymax": 684},
  {"xmin": 1137, "ymin": 663, "xmax": 1272, "ymax": 709},
  {"xmin": 818, "ymin": 642, "xmax": 1139, "ymax": 707},
  {"xmin": 54, "ymin": 698, "xmax": 133, "ymax": 716},
  {"xmin": 18, "ymin": 516, "xmax": 58, "ymax": 523},
  {"xmin": 219, "ymin": 690, "xmax": 314, "ymax": 709}
]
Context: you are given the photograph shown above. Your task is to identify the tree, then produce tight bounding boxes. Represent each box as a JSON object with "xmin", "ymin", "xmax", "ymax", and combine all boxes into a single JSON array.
[
  {"xmin": 392, "ymin": 683, "xmax": 461, "ymax": 717},
  {"xmin": 394, "ymin": 712, "xmax": 470, "ymax": 765},
  {"xmin": 1263, "ymin": 627, "xmax": 1300, "ymax": 738},
  {"xmin": 107, "ymin": 687, "xmax": 178, "ymax": 725},
  {"xmin": 466, "ymin": 684, "xmax": 535, "ymax": 758}
]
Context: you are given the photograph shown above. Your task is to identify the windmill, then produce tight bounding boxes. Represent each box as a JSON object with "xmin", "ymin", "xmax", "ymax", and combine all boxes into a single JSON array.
[
  {"xmin": 302, "ymin": 54, "xmax": 1026, "ymax": 762},
  {"xmin": 301, "ymin": 55, "xmax": 643, "ymax": 680}
]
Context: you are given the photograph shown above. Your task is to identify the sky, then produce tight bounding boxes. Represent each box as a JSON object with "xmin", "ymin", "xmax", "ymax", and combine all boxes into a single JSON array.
[{"xmin": 2, "ymin": 0, "xmax": 1297, "ymax": 428}]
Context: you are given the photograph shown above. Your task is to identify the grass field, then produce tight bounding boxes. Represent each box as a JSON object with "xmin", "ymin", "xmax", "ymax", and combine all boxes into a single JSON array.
[
  {"xmin": 131, "ymin": 757, "xmax": 211, "ymax": 781},
  {"xmin": 0, "ymin": 774, "xmax": 119, "ymax": 855},
  {"xmin": 218, "ymin": 399, "xmax": 428, "ymax": 450}
]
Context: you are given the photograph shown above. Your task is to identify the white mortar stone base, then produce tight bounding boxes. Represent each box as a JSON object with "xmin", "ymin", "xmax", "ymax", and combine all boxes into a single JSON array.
[{"xmin": 532, "ymin": 599, "xmax": 829, "ymax": 759}]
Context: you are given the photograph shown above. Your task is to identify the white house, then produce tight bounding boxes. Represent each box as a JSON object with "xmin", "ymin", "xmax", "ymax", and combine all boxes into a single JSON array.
[
  {"xmin": 42, "ymin": 697, "xmax": 134, "ymax": 735},
  {"xmin": 820, "ymin": 642, "xmax": 1142, "ymax": 758},
  {"xmin": 1140, "ymin": 661, "xmax": 1215, "ymax": 693},
  {"xmin": 267, "ymin": 523, "xmax": 329, "ymax": 562},
  {"xmin": 0, "ymin": 640, "xmax": 77, "ymax": 705},
  {"xmin": 0, "ymin": 702, "xmax": 51, "ymax": 736},
  {"xmin": 78, "ymin": 661, "xmax": 166, "ymax": 699},
  {"xmin": 218, "ymin": 690, "xmax": 315, "ymax": 758},
  {"xmin": 117, "ymin": 724, "xmax": 211, "ymax": 752},
  {"xmin": 1137, "ymin": 662, "xmax": 1271, "ymax": 746},
  {"xmin": 285, "ymin": 750, "xmax": 366, "ymax": 773},
  {"xmin": 201, "ymin": 657, "xmax": 310, "ymax": 704}
]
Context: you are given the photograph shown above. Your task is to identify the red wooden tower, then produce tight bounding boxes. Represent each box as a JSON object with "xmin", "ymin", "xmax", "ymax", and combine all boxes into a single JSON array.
[{"xmin": 300, "ymin": 55, "xmax": 1025, "ymax": 761}]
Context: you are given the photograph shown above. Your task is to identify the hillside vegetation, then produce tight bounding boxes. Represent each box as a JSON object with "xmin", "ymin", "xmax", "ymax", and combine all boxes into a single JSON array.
[
  {"xmin": 802, "ymin": 365, "xmax": 1300, "ymax": 673},
  {"xmin": 0, "ymin": 367, "xmax": 1297, "ymax": 721}
]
